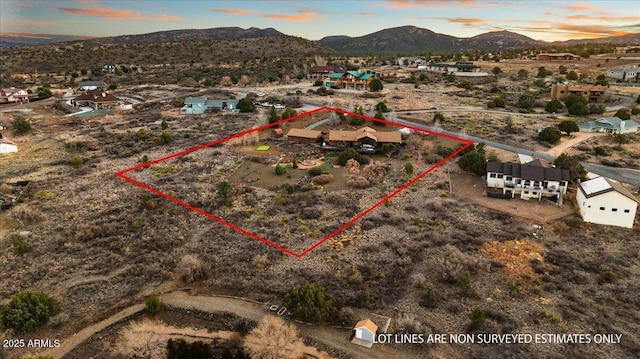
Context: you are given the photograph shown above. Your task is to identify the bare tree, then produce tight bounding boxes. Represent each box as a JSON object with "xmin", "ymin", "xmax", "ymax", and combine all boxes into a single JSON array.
[
  {"xmin": 116, "ymin": 319, "xmax": 168, "ymax": 359},
  {"xmin": 243, "ymin": 316, "xmax": 305, "ymax": 359}
]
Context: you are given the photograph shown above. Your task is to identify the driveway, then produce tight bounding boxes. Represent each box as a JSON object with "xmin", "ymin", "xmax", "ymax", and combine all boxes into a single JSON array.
[{"xmin": 44, "ymin": 291, "xmax": 419, "ymax": 359}]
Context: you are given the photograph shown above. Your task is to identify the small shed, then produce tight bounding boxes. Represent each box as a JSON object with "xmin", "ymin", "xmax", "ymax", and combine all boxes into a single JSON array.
[
  {"xmin": 272, "ymin": 128, "xmax": 284, "ymax": 138},
  {"xmin": 0, "ymin": 137, "xmax": 18, "ymax": 154},
  {"xmin": 351, "ymin": 319, "xmax": 378, "ymax": 348}
]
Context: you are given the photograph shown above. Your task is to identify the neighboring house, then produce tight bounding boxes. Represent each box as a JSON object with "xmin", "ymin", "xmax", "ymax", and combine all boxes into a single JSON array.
[
  {"xmin": 0, "ymin": 137, "xmax": 18, "ymax": 154},
  {"xmin": 578, "ymin": 117, "xmax": 639, "ymax": 134},
  {"xmin": 615, "ymin": 46, "xmax": 640, "ymax": 54},
  {"xmin": 308, "ymin": 65, "xmax": 344, "ymax": 80},
  {"xmin": 537, "ymin": 53, "xmax": 581, "ymax": 61},
  {"xmin": 425, "ymin": 62, "xmax": 488, "ymax": 76},
  {"xmin": 486, "ymin": 159, "xmax": 570, "ymax": 203},
  {"xmin": 285, "ymin": 128, "xmax": 322, "ymax": 144},
  {"xmin": 103, "ymin": 65, "xmax": 115, "ymax": 73},
  {"xmin": 550, "ymin": 84, "xmax": 607, "ymax": 103},
  {"xmin": 0, "ymin": 87, "xmax": 29, "ymax": 104},
  {"xmin": 326, "ymin": 126, "xmax": 402, "ymax": 149},
  {"xmin": 351, "ymin": 319, "xmax": 378, "ymax": 348},
  {"xmin": 577, "ymin": 176, "xmax": 639, "ymax": 229},
  {"xmin": 78, "ymin": 81, "xmax": 107, "ymax": 91},
  {"xmin": 394, "ymin": 57, "xmax": 425, "ymax": 66},
  {"xmin": 606, "ymin": 67, "xmax": 639, "ymax": 82},
  {"xmin": 72, "ymin": 90, "xmax": 121, "ymax": 110},
  {"xmin": 325, "ymin": 71, "xmax": 374, "ymax": 90},
  {"xmin": 180, "ymin": 97, "xmax": 239, "ymax": 114},
  {"xmin": 119, "ymin": 101, "xmax": 133, "ymax": 111}
]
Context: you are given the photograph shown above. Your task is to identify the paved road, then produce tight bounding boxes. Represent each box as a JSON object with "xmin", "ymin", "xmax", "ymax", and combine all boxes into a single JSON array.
[
  {"xmin": 43, "ymin": 291, "xmax": 412, "ymax": 359},
  {"xmin": 393, "ymin": 118, "xmax": 640, "ymax": 187}
]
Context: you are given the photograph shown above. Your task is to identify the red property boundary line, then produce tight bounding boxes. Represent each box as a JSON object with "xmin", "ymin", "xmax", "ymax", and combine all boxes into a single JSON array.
[{"xmin": 116, "ymin": 106, "xmax": 473, "ymax": 258}]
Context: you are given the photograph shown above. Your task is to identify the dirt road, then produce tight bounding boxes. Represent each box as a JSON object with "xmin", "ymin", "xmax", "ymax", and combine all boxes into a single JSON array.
[
  {"xmin": 544, "ymin": 132, "xmax": 603, "ymax": 157},
  {"xmin": 43, "ymin": 290, "xmax": 413, "ymax": 359}
]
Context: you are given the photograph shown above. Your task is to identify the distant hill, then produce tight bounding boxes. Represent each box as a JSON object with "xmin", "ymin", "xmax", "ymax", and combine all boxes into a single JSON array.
[
  {"xmin": 550, "ymin": 32, "xmax": 640, "ymax": 46},
  {"xmin": 463, "ymin": 31, "xmax": 540, "ymax": 51},
  {"xmin": 0, "ymin": 32, "xmax": 95, "ymax": 47},
  {"xmin": 83, "ymin": 27, "xmax": 284, "ymax": 45}
]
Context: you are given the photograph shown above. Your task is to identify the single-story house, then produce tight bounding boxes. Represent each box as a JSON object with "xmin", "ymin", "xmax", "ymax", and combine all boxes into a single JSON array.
[
  {"xmin": 0, "ymin": 87, "xmax": 29, "ymax": 104},
  {"xmin": 577, "ymin": 176, "xmax": 638, "ymax": 228},
  {"xmin": 537, "ymin": 53, "xmax": 581, "ymax": 61},
  {"xmin": 285, "ymin": 128, "xmax": 322, "ymax": 144},
  {"xmin": 180, "ymin": 97, "xmax": 239, "ymax": 114},
  {"xmin": 615, "ymin": 46, "xmax": 640, "ymax": 54},
  {"xmin": 78, "ymin": 80, "xmax": 107, "ymax": 91},
  {"xmin": 394, "ymin": 57, "xmax": 425, "ymax": 66},
  {"xmin": 325, "ymin": 71, "xmax": 374, "ymax": 90},
  {"xmin": 550, "ymin": 84, "xmax": 607, "ymax": 103},
  {"xmin": 0, "ymin": 137, "xmax": 18, "ymax": 154},
  {"xmin": 326, "ymin": 126, "xmax": 402, "ymax": 149},
  {"xmin": 425, "ymin": 62, "xmax": 487, "ymax": 76},
  {"xmin": 72, "ymin": 90, "xmax": 121, "ymax": 110},
  {"xmin": 486, "ymin": 159, "xmax": 570, "ymax": 203},
  {"xmin": 578, "ymin": 117, "xmax": 639, "ymax": 134},
  {"xmin": 606, "ymin": 67, "xmax": 639, "ymax": 82},
  {"xmin": 351, "ymin": 319, "xmax": 378, "ymax": 348}
]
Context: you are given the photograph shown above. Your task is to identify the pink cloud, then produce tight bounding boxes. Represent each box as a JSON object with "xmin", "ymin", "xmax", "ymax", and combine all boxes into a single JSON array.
[
  {"xmin": 263, "ymin": 10, "xmax": 321, "ymax": 22},
  {"xmin": 59, "ymin": 7, "xmax": 179, "ymax": 21},
  {"xmin": 213, "ymin": 8, "xmax": 259, "ymax": 16}
]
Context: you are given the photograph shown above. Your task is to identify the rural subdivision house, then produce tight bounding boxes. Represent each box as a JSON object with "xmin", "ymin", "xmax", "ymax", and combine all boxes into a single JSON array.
[
  {"xmin": 536, "ymin": 53, "xmax": 581, "ymax": 61},
  {"xmin": 0, "ymin": 87, "xmax": 29, "ymax": 104},
  {"xmin": 424, "ymin": 62, "xmax": 487, "ymax": 76},
  {"xmin": 0, "ymin": 137, "xmax": 18, "ymax": 154},
  {"xmin": 615, "ymin": 46, "xmax": 640, "ymax": 54},
  {"xmin": 326, "ymin": 126, "xmax": 402, "ymax": 149},
  {"xmin": 606, "ymin": 66, "xmax": 639, "ymax": 83},
  {"xmin": 285, "ymin": 128, "xmax": 323, "ymax": 144},
  {"xmin": 78, "ymin": 80, "xmax": 107, "ymax": 91},
  {"xmin": 180, "ymin": 97, "xmax": 239, "ymax": 114},
  {"xmin": 307, "ymin": 65, "xmax": 345, "ymax": 80},
  {"xmin": 577, "ymin": 177, "xmax": 639, "ymax": 229},
  {"xmin": 351, "ymin": 319, "xmax": 378, "ymax": 348},
  {"xmin": 550, "ymin": 84, "xmax": 607, "ymax": 103},
  {"xmin": 486, "ymin": 160, "xmax": 570, "ymax": 204},
  {"xmin": 71, "ymin": 90, "xmax": 121, "ymax": 110},
  {"xmin": 325, "ymin": 71, "xmax": 374, "ymax": 90},
  {"xmin": 578, "ymin": 117, "xmax": 639, "ymax": 134}
]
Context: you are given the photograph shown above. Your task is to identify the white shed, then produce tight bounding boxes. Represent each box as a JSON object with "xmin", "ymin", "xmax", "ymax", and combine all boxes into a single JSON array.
[
  {"xmin": 0, "ymin": 138, "xmax": 18, "ymax": 154},
  {"xmin": 577, "ymin": 177, "xmax": 639, "ymax": 229}
]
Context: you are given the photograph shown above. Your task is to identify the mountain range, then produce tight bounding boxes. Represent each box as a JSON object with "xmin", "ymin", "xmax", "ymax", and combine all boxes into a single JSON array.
[{"xmin": 2, "ymin": 26, "xmax": 639, "ymax": 54}]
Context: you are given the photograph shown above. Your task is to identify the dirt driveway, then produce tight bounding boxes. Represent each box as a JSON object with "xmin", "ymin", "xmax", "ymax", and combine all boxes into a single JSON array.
[
  {"xmin": 544, "ymin": 132, "xmax": 605, "ymax": 157},
  {"xmin": 42, "ymin": 290, "xmax": 417, "ymax": 359}
]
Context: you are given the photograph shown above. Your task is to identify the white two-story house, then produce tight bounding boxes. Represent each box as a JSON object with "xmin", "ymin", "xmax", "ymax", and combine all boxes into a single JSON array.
[
  {"xmin": 577, "ymin": 177, "xmax": 638, "ymax": 229},
  {"xmin": 486, "ymin": 160, "xmax": 570, "ymax": 204}
]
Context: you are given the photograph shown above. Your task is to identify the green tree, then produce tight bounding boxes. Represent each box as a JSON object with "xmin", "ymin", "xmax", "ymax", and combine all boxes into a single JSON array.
[
  {"xmin": 350, "ymin": 116, "xmax": 365, "ymax": 126},
  {"xmin": 144, "ymin": 295, "xmax": 164, "ymax": 317},
  {"xmin": 492, "ymin": 66, "xmax": 502, "ymax": 75},
  {"xmin": 161, "ymin": 119, "xmax": 169, "ymax": 130},
  {"xmin": 545, "ymin": 99, "xmax": 564, "ymax": 113},
  {"xmin": 564, "ymin": 94, "xmax": 587, "ymax": 109},
  {"xmin": 13, "ymin": 116, "xmax": 32, "ymax": 135},
  {"xmin": 36, "ymin": 87, "xmax": 52, "ymax": 99},
  {"xmin": 558, "ymin": 120, "xmax": 579, "ymax": 136},
  {"xmin": 492, "ymin": 97, "xmax": 506, "ymax": 108},
  {"xmin": 558, "ymin": 65, "xmax": 567, "ymax": 74},
  {"xmin": 457, "ymin": 149, "xmax": 487, "ymax": 176},
  {"xmin": 433, "ymin": 112, "xmax": 445, "ymax": 122},
  {"xmin": 274, "ymin": 164, "xmax": 286, "ymax": 176},
  {"xmin": 217, "ymin": 181, "xmax": 233, "ymax": 207},
  {"xmin": 381, "ymin": 143, "xmax": 396, "ymax": 158},
  {"xmin": 374, "ymin": 109, "xmax": 385, "ymax": 120},
  {"xmin": 614, "ymin": 109, "xmax": 630, "ymax": 120},
  {"xmin": 285, "ymin": 282, "xmax": 337, "ymax": 323},
  {"xmin": 517, "ymin": 93, "xmax": 536, "ymax": 110},
  {"xmin": 0, "ymin": 291, "xmax": 60, "ymax": 333},
  {"xmin": 337, "ymin": 149, "xmax": 363, "ymax": 165},
  {"xmin": 568, "ymin": 102, "xmax": 588, "ymax": 116},
  {"xmin": 588, "ymin": 103, "xmax": 605, "ymax": 114},
  {"xmin": 281, "ymin": 107, "xmax": 297, "ymax": 120},
  {"xmin": 594, "ymin": 74, "xmax": 609, "ymax": 86},
  {"xmin": 375, "ymin": 101, "xmax": 388, "ymax": 112},
  {"xmin": 237, "ymin": 98, "xmax": 256, "ymax": 113},
  {"xmin": 538, "ymin": 127, "xmax": 562, "ymax": 144},
  {"xmin": 368, "ymin": 78, "xmax": 383, "ymax": 92},
  {"xmin": 404, "ymin": 163, "xmax": 414, "ymax": 177},
  {"xmin": 554, "ymin": 153, "xmax": 586, "ymax": 182},
  {"xmin": 517, "ymin": 69, "xmax": 528, "ymax": 80},
  {"xmin": 537, "ymin": 66, "xmax": 548, "ymax": 78},
  {"xmin": 468, "ymin": 308, "xmax": 486, "ymax": 331},
  {"xmin": 155, "ymin": 131, "xmax": 173, "ymax": 145},
  {"xmin": 533, "ymin": 78, "xmax": 546, "ymax": 88},
  {"xmin": 267, "ymin": 106, "xmax": 279, "ymax": 124},
  {"xmin": 566, "ymin": 70, "xmax": 578, "ymax": 81},
  {"xmin": 107, "ymin": 83, "xmax": 117, "ymax": 91}
]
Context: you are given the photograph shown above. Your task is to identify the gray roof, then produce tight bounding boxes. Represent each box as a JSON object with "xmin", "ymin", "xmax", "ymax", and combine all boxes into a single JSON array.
[
  {"xmin": 79, "ymin": 81, "xmax": 107, "ymax": 87},
  {"xmin": 578, "ymin": 117, "xmax": 639, "ymax": 130},
  {"xmin": 487, "ymin": 161, "xmax": 570, "ymax": 182},
  {"xmin": 184, "ymin": 96, "xmax": 206, "ymax": 105}
]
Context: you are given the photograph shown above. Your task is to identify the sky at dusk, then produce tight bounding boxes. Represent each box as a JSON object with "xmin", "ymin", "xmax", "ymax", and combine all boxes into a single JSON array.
[{"xmin": 1, "ymin": 0, "xmax": 639, "ymax": 42}]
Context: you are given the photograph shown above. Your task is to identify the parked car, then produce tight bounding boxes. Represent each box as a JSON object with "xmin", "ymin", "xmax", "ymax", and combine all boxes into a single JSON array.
[{"xmin": 274, "ymin": 104, "xmax": 285, "ymax": 109}]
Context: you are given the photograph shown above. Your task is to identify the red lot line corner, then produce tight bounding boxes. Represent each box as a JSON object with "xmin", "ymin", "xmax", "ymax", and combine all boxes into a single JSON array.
[{"xmin": 116, "ymin": 106, "xmax": 473, "ymax": 258}]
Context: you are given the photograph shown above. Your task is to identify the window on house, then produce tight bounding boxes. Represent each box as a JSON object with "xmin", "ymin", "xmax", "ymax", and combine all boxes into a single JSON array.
[
  {"xmin": 600, "ymin": 207, "xmax": 605, "ymax": 211},
  {"xmin": 533, "ymin": 181, "xmax": 539, "ymax": 186},
  {"xmin": 524, "ymin": 181, "xmax": 530, "ymax": 186},
  {"xmin": 533, "ymin": 191, "xmax": 538, "ymax": 195},
  {"xmin": 560, "ymin": 181, "xmax": 567, "ymax": 187},
  {"xmin": 588, "ymin": 205, "xmax": 591, "ymax": 208},
  {"xmin": 497, "ymin": 174, "xmax": 503, "ymax": 179},
  {"xmin": 489, "ymin": 173, "xmax": 496, "ymax": 178},
  {"xmin": 506, "ymin": 176, "xmax": 512, "ymax": 181},
  {"xmin": 624, "ymin": 209, "xmax": 630, "ymax": 213},
  {"xmin": 524, "ymin": 191, "xmax": 529, "ymax": 194},
  {"xmin": 612, "ymin": 208, "xmax": 618, "ymax": 212}
]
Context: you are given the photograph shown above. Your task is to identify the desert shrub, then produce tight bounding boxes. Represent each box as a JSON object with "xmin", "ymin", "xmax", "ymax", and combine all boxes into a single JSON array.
[
  {"xmin": 313, "ymin": 79, "xmax": 323, "ymax": 86},
  {"xmin": 632, "ymin": 107, "xmax": 640, "ymax": 115},
  {"xmin": 613, "ymin": 134, "xmax": 631, "ymax": 144},
  {"xmin": 437, "ymin": 245, "xmax": 486, "ymax": 283},
  {"xmin": 11, "ymin": 234, "xmax": 31, "ymax": 255},
  {"xmin": 458, "ymin": 150, "xmax": 486, "ymax": 176},
  {"xmin": 425, "ymin": 153, "xmax": 443, "ymax": 164},
  {"xmin": 588, "ymin": 103, "xmax": 605, "ymax": 114},
  {"xmin": 252, "ymin": 254, "xmax": 270, "ymax": 270},
  {"xmin": 433, "ymin": 112, "xmax": 445, "ymax": 122},
  {"xmin": 545, "ymin": 99, "xmax": 564, "ymax": 113},
  {"xmin": 346, "ymin": 176, "xmax": 370, "ymax": 189},
  {"xmin": 468, "ymin": 308, "xmax": 486, "ymax": 331},
  {"xmin": 177, "ymin": 254, "xmax": 209, "ymax": 283},
  {"xmin": 325, "ymin": 193, "xmax": 348, "ymax": 206},
  {"xmin": 594, "ymin": 146, "xmax": 611, "ymax": 156},
  {"xmin": 396, "ymin": 314, "xmax": 423, "ymax": 334},
  {"xmin": 487, "ymin": 100, "xmax": 496, "ymax": 108},
  {"xmin": 436, "ymin": 145, "xmax": 454, "ymax": 157},
  {"xmin": 301, "ymin": 207, "xmax": 322, "ymax": 219},
  {"xmin": 12, "ymin": 116, "xmax": 32, "ymax": 135},
  {"xmin": 308, "ymin": 167, "xmax": 323, "ymax": 176},
  {"xmin": 419, "ymin": 288, "xmax": 442, "ymax": 309},
  {"xmin": 337, "ymin": 149, "xmax": 363, "ymax": 165},
  {"xmin": 312, "ymin": 174, "xmax": 334, "ymax": 185},
  {"xmin": 0, "ymin": 291, "xmax": 60, "ymax": 333},
  {"xmin": 538, "ymin": 127, "xmax": 562, "ymax": 144},
  {"xmin": 274, "ymin": 164, "xmax": 286, "ymax": 175},
  {"xmin": 409, "ymin": 273, "xmax": 428, "ymax": 289},
  {"xmin": 155, "ymin": 131, "xmax": 173, "ymax": 145},
  {"xmin": 349, "ymin": 116, "xmax": 365, "ymax": 126},
  {"xmin": 285, "ymin": 282, "xmax": 336, "ymax": 323},
  {"xmin": 144, "ymin": 295, "xmax": 164, "ymax": 316},
  {"xmin": 361, "ymin": 162, "xmax": 388, "ymax": 182}
]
